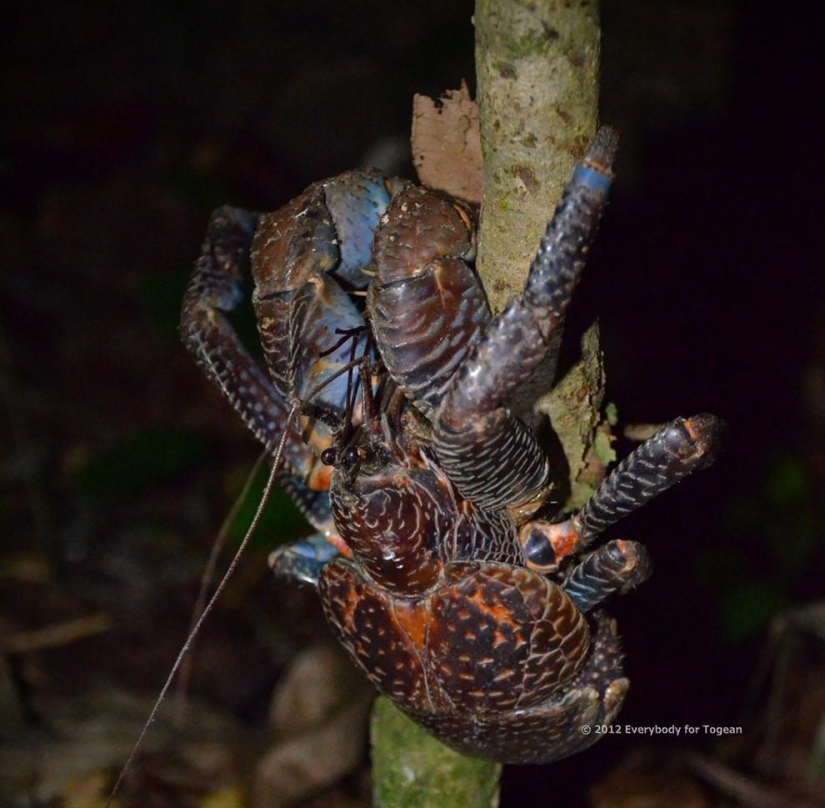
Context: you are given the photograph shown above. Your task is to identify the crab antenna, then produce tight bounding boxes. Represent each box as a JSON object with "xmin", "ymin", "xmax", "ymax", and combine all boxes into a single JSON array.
[
  {"xmin": 317, "ymin": 324, "xmax": 367, "ymax": 360},
  {"xmin": 345, "ymin": 324, "xmax": 363, "ymax": 430},
  {"xmin": 299, "ymin": 325, "xmax": 378, "ymax": 415},
  {"xmin": 297, "ymin": 330, "xmax": 378, "ymax": 434},
  {"xmin": 359, "ymin": 330, "xmax": 378, "ymax": 424},
  {"xmin": 173, "ymin": 448, "xmax": 269, "ymax": 723},
  {"xmin": 105, "ymin": 404, "xmax": 299, "ymax": 807}
]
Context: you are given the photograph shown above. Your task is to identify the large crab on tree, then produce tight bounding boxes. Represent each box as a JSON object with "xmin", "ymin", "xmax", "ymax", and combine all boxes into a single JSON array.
[{"xmin": 181, "ymin": 128, "xmax": 724, "ymax": 764}]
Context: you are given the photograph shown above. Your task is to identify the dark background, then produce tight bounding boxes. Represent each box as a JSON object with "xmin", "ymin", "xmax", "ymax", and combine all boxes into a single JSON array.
[{"xmin": 1, "ymin": 1, "xmax": 823, "ymax": 806}]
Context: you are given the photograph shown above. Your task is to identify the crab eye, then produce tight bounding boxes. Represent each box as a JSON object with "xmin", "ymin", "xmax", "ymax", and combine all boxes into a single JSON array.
[
  {"xmin": 321, "ymin": 447, "xmax": 338, "ymax": 466},
  {"xmin": 343, "ymin": 446, "xmax": 361, "ymax": 465},
  {"xmin": 521, "ymin": 528, "xmax": 559, "ymax": 573}
]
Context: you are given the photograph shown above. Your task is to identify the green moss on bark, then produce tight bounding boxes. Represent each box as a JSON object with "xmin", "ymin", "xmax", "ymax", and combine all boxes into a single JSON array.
[
  {"xmin": 475, "ymin": 0, "xmax": 601, "ymax": 312},
  {"xmin": 372, "ymin": 699, "xmax": 501, "ymax": 808}
]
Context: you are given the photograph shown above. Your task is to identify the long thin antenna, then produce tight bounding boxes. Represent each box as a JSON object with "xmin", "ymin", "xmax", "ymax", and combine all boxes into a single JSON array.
[
  {"xmin": 173, "ymin": 448, "xmax": 269, "ymax": 724},
  {"xmin": 105, "ymin": 405, "xmax": 298, "ymax": 807}
]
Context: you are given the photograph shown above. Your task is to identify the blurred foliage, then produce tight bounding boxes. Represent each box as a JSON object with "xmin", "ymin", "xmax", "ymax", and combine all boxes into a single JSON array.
[
  {"xmin": 67, "ymin": 426, "xmax": 211, "ymax": 499},
  {"xmin": 225, "ymin": 466, "xmax": 309, "ymax": 551},
  {"xmin": 696, "ymin": 455, "xmax": 819, "ymax": 643}
]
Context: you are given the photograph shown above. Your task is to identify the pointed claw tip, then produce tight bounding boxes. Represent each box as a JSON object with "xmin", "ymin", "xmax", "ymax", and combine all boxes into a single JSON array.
[
  {"xmin": 670, "ymin": 413, "xmax": 726, "ymax": 471},
  {"xmin": 584, "ymin": 126, "xmax": 619, "ymax": 173},
  {"xmin": 684, "ymin": 413, "xmax": 727, "ymax": 455}
]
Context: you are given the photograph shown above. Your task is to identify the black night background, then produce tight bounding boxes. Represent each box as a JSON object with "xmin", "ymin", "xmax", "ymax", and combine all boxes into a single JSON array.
[{"xmin": 1, "ymin": 2, "xmax": 823, "ymax": 806}]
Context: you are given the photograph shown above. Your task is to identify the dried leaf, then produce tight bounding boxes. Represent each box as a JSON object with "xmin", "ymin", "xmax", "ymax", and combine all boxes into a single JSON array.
[
  {"xmin": 411, "ymin": 81, "xmax": 483, "ymax": 203},
  {"xmin": 254, "ymin": 644, "xmax": 373, "ymax": 807}
]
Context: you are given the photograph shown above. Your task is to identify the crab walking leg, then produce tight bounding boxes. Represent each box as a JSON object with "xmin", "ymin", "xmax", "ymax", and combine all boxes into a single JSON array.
[
  {"xmin": 368, "ymin": 186, "xmax": 490, "ymax": 418},
  {"xmin": 269, "ymin": 533, "xmax": 342, "ymax": 588},
  {"xmin": 577, "ymin": 414, "xmax": 725, "ymax": 543},
  {"xmin": 181, "ymin": 206, "xmax": 316, "ymax": 480},
  {"xmin": 562, "ymin": 540, "xmax": 651, "ymax": 613},
  {"xmin": 520, "ymin": 414, "xmax": 726, "ymax": 570},
  {"xmin": 251, "ymin": 172, "xmax": 399, "ymax": 421},
  {"xmin": 432, "ymin": 128, "xmax": 618, "ymax": 512}
]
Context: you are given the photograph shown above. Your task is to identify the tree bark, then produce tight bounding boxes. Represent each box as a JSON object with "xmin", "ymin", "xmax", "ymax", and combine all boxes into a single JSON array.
[{"xmin": 475, "ymin": 0, "xmax": 601, "ymax": 312}]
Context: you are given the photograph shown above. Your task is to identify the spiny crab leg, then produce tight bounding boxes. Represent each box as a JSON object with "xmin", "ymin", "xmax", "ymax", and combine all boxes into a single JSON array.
[
  {"xmin": 562, "ymin": 540, "xmax": 651, "ymax": 613},
  {"xmin": 181, "ymin": 206, "xmax": 317, "ymax": 480},
  {"xmin": 432, "ymin": 128, "xmax": 618, "ymax": 513},
  {"xmin": 520, "ymin": 414, "xmax": 727, "ymax": 571}
]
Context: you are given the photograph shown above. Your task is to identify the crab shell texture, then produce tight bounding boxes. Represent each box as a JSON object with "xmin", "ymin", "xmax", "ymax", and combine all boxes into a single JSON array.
[
  {"xmin": 182, "ymin": 129, "xmax": 721, "ymax": 764},
  {"xmin": 308, "ymin": 387, "xmax": 627, "ymax": 763},
  {"xmin": 252, "ymin": 158, "xmax": 627, "ymax": 762},
  {"xmin": 321, "ymin": 558, "xmax": 628, "ymax": 763}
]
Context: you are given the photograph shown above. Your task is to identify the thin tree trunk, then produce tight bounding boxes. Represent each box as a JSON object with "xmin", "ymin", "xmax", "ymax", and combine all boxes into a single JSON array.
[{"xmin": 371, "ymin": 3, "xmax": 602, "ymax": 806}]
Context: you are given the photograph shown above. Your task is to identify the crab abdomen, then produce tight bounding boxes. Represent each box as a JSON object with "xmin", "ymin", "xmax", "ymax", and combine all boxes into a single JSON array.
[
  {"xmin": 413, "ymin": 612, "xmax": 628, "ymax": 763},
  {"xmin": 319, "ymin": 559, "xmax": 595, "ymax": 760}
]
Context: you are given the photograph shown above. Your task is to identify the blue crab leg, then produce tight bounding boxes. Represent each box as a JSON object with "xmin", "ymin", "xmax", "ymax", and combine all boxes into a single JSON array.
[
  {"xmin": 561, "ymin": 540, "xmax": 651, "ymax": 613},
  {"xmin": 181, "ymin": 206, "xmax": 317, "ymax": 481},
  {"xmin": 250, "ymin": 171, "xmax": 403, "ymax": 428},
  {"xmin": 519, "ymin": 414, "xmax": 726, "ymax": 570},
  {"xmin": 432, "ymin": 128, "xmax": 618, "ymax": 513},
  {"xmin": 268, "ymin": 532, "xmax": 342, "ymax": 588}
]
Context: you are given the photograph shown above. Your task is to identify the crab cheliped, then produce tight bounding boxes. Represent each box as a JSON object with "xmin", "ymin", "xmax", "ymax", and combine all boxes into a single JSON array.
[{"xmin": 181, "ymin": 128, "xmax": 724, "ymax": 763}]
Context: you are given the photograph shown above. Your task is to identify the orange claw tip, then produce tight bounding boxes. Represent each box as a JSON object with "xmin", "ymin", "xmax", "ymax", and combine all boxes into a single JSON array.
[
  {"xmin": 683, "ymin": 413, "xmax": 728, "ymax": 466},
  {"xmin": 583, "ymin": 126, "xmax": 619, "ymax": 175},
  {"xmin": 549, "ymin": 519, "xmax": 583, "ymax": 560}
]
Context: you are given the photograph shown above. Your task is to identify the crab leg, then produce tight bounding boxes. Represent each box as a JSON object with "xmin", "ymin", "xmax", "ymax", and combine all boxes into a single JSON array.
[
  {"xmin": 251, "ymin": 171, "xmax": 401, "ymax": 424},
  {"xmin": 561, "ymin": 540, "xmax": 651, "ymax": 613},
  {"xmin": 181, "ymin": 206, "xmax": 317, "ymax": 480},
  {"xmin": 519, "ymin": 414, "xmax": 726, "ymax": 570},
  {"xmin": 577, "ymin": 415, "xmax": 724, "ymax": 543},
  {"xmin": 368, "ymin": 186, "xmax": 490, "ymax": 417},
  {"xmin": 184, "ymin": 173, "xmax": 407, "ymax": 487},
  {"xmin": 432, "ymin": 128, "xmax": 618, "ymax": 512},
  {"xmin": 269, "ymin": 532, "xmax": 342, "ymax": 588}
]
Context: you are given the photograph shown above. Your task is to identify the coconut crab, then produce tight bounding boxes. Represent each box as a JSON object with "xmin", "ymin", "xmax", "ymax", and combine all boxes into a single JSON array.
[{"xmin": 180, "ymin": 128, "xmax": 724, "ymax": 763}]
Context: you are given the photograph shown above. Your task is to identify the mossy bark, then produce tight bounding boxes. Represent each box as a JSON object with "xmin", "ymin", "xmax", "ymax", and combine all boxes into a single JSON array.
[
  {"xmin": 372, "ymin": 699, "xmax": 501, "ymax": 808},
  {"xmin": 475, "ymin": 0, "xmax": 601, "ymax": 312}
]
